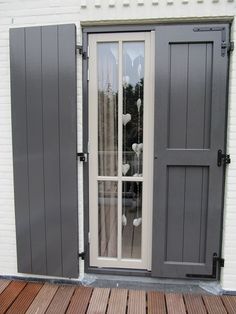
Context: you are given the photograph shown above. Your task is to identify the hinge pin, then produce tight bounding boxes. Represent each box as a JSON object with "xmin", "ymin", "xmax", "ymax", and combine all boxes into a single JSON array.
[
  {"xmin": 76, "ymin": 45, "xmax": 88, "ymax": 59},
  {"xmin": 78, "ymin": 252, "xmax": 85, "ymax": 260}
]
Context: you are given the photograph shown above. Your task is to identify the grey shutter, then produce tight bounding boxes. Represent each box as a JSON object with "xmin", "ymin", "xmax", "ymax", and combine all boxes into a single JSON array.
[
  {"xmin": 152, "ymin": 24, "xmax": 229, "ymax": 278},
  {"xmin": 10, "ymin": 24, "xmax": 78, "ymax": 278}
]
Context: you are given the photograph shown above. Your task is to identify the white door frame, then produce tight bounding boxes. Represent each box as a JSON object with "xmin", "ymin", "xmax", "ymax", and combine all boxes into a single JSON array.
[{"xmin": 88, "ymin": 32, "xmax": 155, "ymax": 270}]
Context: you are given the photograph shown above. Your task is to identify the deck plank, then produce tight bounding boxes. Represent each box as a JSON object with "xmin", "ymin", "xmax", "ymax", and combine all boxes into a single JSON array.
[
  {"xmin": 25, "ymin": 283, "xmax": 58, "ymax": 314},
  {"xmin": 221, "ymin": 295, "xmax": 236, "ymax": 314},
  {"xmin": 147, "ymin": 291, "xmax": 166, "ymax": 314},
  {"xmin": 0, "ymin": 281, "xmax": 27, "ymax": 314},
  {"xmin": 46, "ymin": 285, "xmax": 75, "ymax": 314},
  {"xmin": 202, "ymin": 295, "xmax": 227, "ymax": 314},
  {"xmin": 184, "ymin": 294, "xmax": 206, "ymax": 314},
  {"xmin": 6, "ymin": 282, "xmax": 43, "ymax": 314},
  {"xmin": 0, "ymin": 280, "xmax": 11, "ymax": 294},
  {"xmin": 2, "ymin": 279, "xmax": 236, "ymax": 314},
  {"xmin": 128, "ymin": 290, "xmax": 146, "ymax": 314},
  {"xmin": 66, "ymin": 286, "xmax": 93, "ymax": 314},
  {"xmin": 107, "ymin": 288, "xmax": 128, "ymax": 314},
  {"xmin": 87, "ymin": 288, "xmax": 110, "ymax": 314},
  {"xmin": 165, "ymin": 293, "xmax": 186, "ymax": 314}
]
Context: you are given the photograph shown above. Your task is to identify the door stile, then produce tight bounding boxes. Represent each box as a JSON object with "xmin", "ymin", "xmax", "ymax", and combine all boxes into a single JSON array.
[
  {"xmin": 88, "ymin": 35, "xmax": 99, "ymax": 265},
  {"xmin": 89, "ymin": 32, "xmax": 154, "ymax": 270},
  {"xmin": 117, "ymin": 40, "xmax": 123, "ymax": 262},
  {"xmin": 142, "ymin": 31, "xmax": 155, "ymax": 271}
]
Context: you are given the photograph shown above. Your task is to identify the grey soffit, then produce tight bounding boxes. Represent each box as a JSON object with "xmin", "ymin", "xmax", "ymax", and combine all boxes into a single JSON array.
[
  {"xmin": 10, "ymin": 24, "xmax": 78, "ymax": 278},
  {"xmin": 152, "ymin": 24, "xmax": 229, "ymax": 279}
]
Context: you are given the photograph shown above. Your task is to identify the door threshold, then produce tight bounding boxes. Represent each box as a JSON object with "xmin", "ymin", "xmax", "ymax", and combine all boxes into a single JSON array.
[{"xmin": 82, "ymin": 273, "xmax": 222, "ymax": 295}]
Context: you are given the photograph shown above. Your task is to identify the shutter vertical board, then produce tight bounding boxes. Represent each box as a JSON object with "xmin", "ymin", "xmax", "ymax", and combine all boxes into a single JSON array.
[
  {"xmin": 58, "ymin": 25, "xmax": 78, "ymax": 278},
  {"xmin": 26, "ymin": 26, "xmax": 47, "ymax": 275},
  {"xmin": 10, "ymin": 28, "xmax": 32, "ymax": 274},
  {"xmin": 41, "ymin": 25, "xmax": 62, "ymax": 276},
  {"xmin": 10, "ymin": 24, "xmax": 78, "ymax": 278}
]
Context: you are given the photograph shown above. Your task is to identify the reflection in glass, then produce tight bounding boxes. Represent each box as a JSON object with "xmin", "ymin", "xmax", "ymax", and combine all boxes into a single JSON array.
[
  {"xmin": 122, "ymin": 181, "xmax": 142, "ymax": 259},
  {"xmin": 98, "ymin": 181, "xmax": 118, "ymax": 257},
  {"xmin": 122, "ymin": 42, "xmax": 144, "ymax": 177},
  {"xmin": 98, "ymin": 43, "xmax": 118, "ymax": 176}
]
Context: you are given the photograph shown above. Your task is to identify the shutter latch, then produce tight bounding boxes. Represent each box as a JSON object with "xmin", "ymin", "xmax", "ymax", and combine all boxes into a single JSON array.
[
  {"xmin": 217, "ymin": 149, "xmax": 231, "ymax": 167},
  {"xmin": 77, "ymin": 152, "xmax": 88, "ymax": 162}
]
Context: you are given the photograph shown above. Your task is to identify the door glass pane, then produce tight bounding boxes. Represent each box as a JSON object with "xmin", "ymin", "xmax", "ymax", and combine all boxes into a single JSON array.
[
  {"xmin": 98, "ymin": 181, "xmax": 118, "ymax": 257},
  {"xmin": 98, "ymin": 43, "xmax": 118, "ymax": 176},
  {"xmin": 122, "ymin": 42, "xmax": 144, "ymax": 177},
  {"xmin": 122, "ymin": 181, "xmax": 142, "ymax": 259}
]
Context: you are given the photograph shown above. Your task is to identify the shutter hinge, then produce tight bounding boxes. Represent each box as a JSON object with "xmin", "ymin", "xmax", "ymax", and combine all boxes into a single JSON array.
[
  {"xmin": 217, "ymin": 149, "xmax": 231, "ymax": 167},
  {"xmin": 186, "ymin": 253, "xmax": 224, "ymax": 279},
  {"xmin": 78, "ymin": 252, "xmax": 85, "ymax": 260},
  {"xmin": 76, "ymin": 45, "xmax": 88, "ymax": 59},
  {"xmin": 77, "ymin": 152, "xmax": 88, "ymax": 162},
  {"xmin": 193, "ymin": 26, "xmax": 231, "ymax": 57},
  {"xmin": 229, "ymin": 41, "xmax": 234, "ymax": 53},
  {"xmin": 88, "ymin": 232, "xmax": 91, "ymax": 243},
  {"xmin": 221, "ymin": 41, "xmax": 234, "ymax": 54}
]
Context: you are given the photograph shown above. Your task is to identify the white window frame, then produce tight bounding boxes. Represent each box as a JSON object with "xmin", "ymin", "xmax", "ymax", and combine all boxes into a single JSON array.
[{"xmin": 88, "ymin": 32, "xmax": 155, "ymax": 270}]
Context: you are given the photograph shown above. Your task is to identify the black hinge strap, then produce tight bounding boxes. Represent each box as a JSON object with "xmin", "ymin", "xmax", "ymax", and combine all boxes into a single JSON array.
[
  {"xmin": 76, "ymin": 45, "xmax": 87, "ymax": 59},
  {"xmin": 186, "ymin": 253, "xmax": 224, "ymax": 279},
  {"xmin": 193, "ymin": 26, "xmax": 229, "ymax": 57}
]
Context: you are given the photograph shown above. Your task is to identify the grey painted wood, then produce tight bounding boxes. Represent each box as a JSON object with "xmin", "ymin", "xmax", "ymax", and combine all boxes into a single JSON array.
[
  {"xmin": 10, "ymin": 28, "xmax": 32, "ymax": 274},
  {"xmin": 42, "ymin": 25, "xmax": 62, "ymax": 276},
  {"xmin": 10, "ymin": 24, "xmax": 78, "ymax": 278},
  {"xmin": 58, "ymin": 25, "xmax": 78, "ymax": 277},
  {"xmin": 26, "ymin": 26, "xmax": 47, "ymax": 275},
  {"xmin": 152, "ymin": 24, "xmax": 229, "ymax": 278}
]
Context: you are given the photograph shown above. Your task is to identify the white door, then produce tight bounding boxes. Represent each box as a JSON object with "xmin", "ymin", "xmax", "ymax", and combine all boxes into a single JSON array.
[{"xmin": 88, "ymin": 32, "xmax": 154, "ymax": 270}]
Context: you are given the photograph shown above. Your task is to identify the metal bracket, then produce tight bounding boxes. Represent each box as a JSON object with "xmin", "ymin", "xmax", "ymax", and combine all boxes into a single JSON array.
[
  {"xmin": 193, "ymin": 26, "xmax": 230, "ymax": 57},
  {"xmin": 77, "ymin": 152, "xmax": 88, "ymax": 162},
  {"xmin": 76, "ymin": 45, "xmax": 87, "ymax": 59},
  {"xmin": 221, "ymin": 41, "xmax": 234, "ymax": 54},
  {"xmin": 229, "ymin": 41, "xmax": 234, "ymax": 53},
  {"xmin": 78, "ymin": 252, "xmax": 85, "ymax": 260},
  {"xmin": 217, "ymin": 149, "xmax": 231, "ymax": 167},
  {"xmin": 186, "ymin": 253, "xmax": 224, "ymax": 279}
]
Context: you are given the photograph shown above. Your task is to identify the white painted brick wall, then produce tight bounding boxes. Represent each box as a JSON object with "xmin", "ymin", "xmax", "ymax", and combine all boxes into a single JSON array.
[{"xmin": 0, "ymin": 0, "xmax": 235, "ymax": 290}]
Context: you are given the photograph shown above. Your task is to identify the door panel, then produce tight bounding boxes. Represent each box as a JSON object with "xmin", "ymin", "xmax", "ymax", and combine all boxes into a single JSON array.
[
  {"xmin": 152, "ymin": 24, "xmax": 229, "ymax": 278},
  {"xmin": 89, "ymin": 32, "xmax": 154, "ymax": 270}
]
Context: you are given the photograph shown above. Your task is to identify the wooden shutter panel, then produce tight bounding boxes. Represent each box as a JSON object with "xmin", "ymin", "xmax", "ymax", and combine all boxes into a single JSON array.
[
  {"xmin": 10, "ymin": 24, "xmax": 78, "ymax": 278},
  {"xmin": 152, "ymin": 24, "xmax": 229, "ymax": 279}
]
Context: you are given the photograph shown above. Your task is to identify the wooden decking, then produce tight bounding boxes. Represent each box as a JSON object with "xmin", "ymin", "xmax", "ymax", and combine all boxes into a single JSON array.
[{"xmin": 0, "ymin": 279, "xmax": 236, "ymax": 314}]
